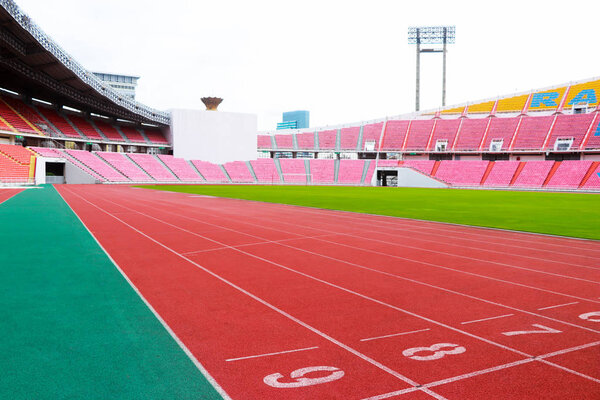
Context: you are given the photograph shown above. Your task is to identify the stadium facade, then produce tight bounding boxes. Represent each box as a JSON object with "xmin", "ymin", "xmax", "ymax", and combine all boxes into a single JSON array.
[{"xmin": 0, "ymin": 0, "xmax": 599, "ymax": 190}]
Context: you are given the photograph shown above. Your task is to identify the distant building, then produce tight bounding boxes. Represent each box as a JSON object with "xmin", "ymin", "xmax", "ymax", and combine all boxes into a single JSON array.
[
  {"xmin": 277, "ymin": 110, "xmax": 309, "ymax": 130},
  {"xmin": 92, "ymin": 72, "xmax": 140, "ymax": 99}
]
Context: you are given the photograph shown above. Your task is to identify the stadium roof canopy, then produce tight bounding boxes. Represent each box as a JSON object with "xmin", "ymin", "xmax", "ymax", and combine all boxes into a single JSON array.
[{"xmin": 0, "ymin": 0, "xmax": 169, "ymax": 126}]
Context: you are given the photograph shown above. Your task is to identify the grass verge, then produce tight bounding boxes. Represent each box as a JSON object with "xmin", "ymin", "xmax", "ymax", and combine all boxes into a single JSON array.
[{"xmin": 139, "ymin": 185, "xmax": 600, "ymax": 240}]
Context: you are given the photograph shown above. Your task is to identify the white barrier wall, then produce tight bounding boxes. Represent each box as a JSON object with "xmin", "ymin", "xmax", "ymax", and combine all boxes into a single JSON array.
[{"xmin": 170, "ymin": 109, "xmax": 257, "ymax": 164}]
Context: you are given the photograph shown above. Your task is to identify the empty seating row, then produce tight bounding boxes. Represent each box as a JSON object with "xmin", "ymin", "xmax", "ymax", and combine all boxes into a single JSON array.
[
  {"xmin": 223, "ymin": 161, "xmax": 254, "ymax": 183},
  {"xmin": 259, "ymin": 112, "xmax": 600, "ymax": 153},
  {"xmin": 18, "ymin": 144, "xmax": 600, "ymax": 190},
  {"xmin": 158, "ymin": 155, "xmax": 203, "ymax": 181},
  {"xmin": 96, "ymin": 152, "xmax": 153, "ymax": 181},
  {"xmin": 0, "ymin": 95, "xmax": 170, "ymax": 145}
]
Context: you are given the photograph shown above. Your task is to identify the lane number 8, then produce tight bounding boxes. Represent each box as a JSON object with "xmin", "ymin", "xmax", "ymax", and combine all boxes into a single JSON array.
[{"xmin": 402, "ymin": 343, "xmax": 466, "ymax": 361}]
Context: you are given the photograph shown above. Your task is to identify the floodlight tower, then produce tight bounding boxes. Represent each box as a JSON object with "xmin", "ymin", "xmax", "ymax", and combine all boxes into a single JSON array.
[{"xmin": 408, "ymin": 26, "xmax": 455, "ymax": 111}]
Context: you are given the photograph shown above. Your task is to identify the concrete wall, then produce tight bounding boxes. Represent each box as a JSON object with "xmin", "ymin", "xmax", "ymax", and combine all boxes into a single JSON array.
[
  {"xmin": 65, "ymin": 162, "xmax": 98, "ymax": 184},
  {"xmin": 34, "ymin": 157, "xmax": 65, "ymax": 185},
  {"xmin": 170, "ymin": 109, "xmax": 257, "ymax": 164},
  {"xmin": 396, "ymin": 168, "xmax": 449, "ymax": 188}
]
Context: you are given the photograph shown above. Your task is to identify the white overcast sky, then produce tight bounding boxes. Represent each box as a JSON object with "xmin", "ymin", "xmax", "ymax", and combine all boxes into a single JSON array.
[{"xmin": 15, "ymin": 0, "xmax": 600, "ymax": 130}]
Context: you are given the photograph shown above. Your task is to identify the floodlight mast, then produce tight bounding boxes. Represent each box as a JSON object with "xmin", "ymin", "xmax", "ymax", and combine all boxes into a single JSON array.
[{"xmin": 408, "ymin": 26, "xmax": 455, "ymax": 112}]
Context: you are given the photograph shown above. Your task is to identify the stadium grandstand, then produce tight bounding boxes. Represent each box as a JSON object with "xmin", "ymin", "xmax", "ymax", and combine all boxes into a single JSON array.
[
  {"xmin": 2, "ymin": 1, "xmax": 599, "ymax": 400},
  {"xmin": 0, "ymin": 0, "xmax": 598, "ymax": 189}
]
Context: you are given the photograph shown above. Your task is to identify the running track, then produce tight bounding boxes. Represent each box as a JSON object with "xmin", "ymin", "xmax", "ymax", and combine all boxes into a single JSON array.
[
  {"xmin": 57, "ymin": 185, "xmax": 600, "ymax": 400},
  {"xmin": 0, "ymin": 188, "xmax": 22, "ymax": 205}
]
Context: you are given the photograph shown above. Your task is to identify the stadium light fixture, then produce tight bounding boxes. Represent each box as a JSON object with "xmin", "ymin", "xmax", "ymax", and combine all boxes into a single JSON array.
[{"xmin": 408, "ymin": 26, "xmax": 455, "ymax": 111}]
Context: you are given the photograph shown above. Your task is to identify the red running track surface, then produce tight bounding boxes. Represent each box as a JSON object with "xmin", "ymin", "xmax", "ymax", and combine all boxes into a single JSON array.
[
  {"xmin": 0, "ymin": 188, "xmax": 23, "ymax": 205},
  {"xmin": 56, "ymin": 185, "xmax": 600, "ymax": 400}
]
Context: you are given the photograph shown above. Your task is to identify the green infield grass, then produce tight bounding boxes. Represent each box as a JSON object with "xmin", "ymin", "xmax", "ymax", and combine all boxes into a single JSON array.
[{"xmin": 139, "ymin": 185, "xmax": 600, "ymax": 240}]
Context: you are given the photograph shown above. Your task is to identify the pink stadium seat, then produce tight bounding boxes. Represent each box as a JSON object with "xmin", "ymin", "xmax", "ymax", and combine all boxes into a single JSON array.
[
  {"xmin": 275, "ymin": 134, "xmax": 294, "ymax": 149},
  {"xmin": 377, "ymin": 160, "xmax": 400, "ymax": 167},
  {"xmin": 128, "ymin": 153, "xmax": 177, "ymax": 181},
  {"xmin": 158, "ymin": 155, "xmax": 203, "ymax": 181},
  {"xmin": 143, "ymin": 129, "xmax": 169, "ymax": 144},
  {"xmin": 340, "ymin": 127, "xmax": 360, "ymax": 150},
  {"xmin": 119, "ymin": 126, "xmax": 147, "ymax": 143},
  {"xmin": 512, "ymin": 160, "xmax": 554, "ymax": 187},
  {"xmin": 318, "ymin": 129, "xmax": 337, "ymax": 150},
  {"xmin": 36, "ymin": 107, "xmax": 83, "ymax": 138},
  {"xmin": 223, "ymin": 161, "xmax": 254, "ymax": 183},
  {"xmin": 192, "ymin": 160, "xmax": 229, "ymax": 182},
  {"xmin": 250, "ymin": 159, "xmax": 279, "ymax": 183},
  {"xmin": 481, "ymin": 116, "xmax": 520, "ymax": 151},
  {"xmin": 279, "ymin": 159, "xmax": 306, "ymax": 183},
  {"xmin": 257, "ymin": 135, "xmax": 273, "ymax": 149},
  {"xmin": 582, "ymin": 163, "xmax": 600, "ymax": 189},
  {"xmin": 295, "ymin": 132, "xmax": 314, "ymax": 150},
  {"xmin": 511, "ymin": 115, "xmax": 554, "ymax": 150},
  {"xmin": 0, "ymin": 153, "xmax": 28, "ymax": 181},
  {"xmin": 362, "ymin": 123, "xmax": 383, "ymax": 151},
  {"xmin": 0, "ymin": 98, "xmax": 38, "ymax": 134},
  {"xmin": 0, "ymin": 144, "xmax": 34, "ymax": 164},
  {"xmin": 337, "ymin": 159, "xmax": 365, "ymax": 184},
  {"xmin": 309, "ymin": 159, "xmax": 334, "ymax": 183},
  {"xmin": 429, "ymin": 119, "xmax": 461, "ymax": 150},
  {"xmin": 403, "ymin": 160, "xmax": 435, "ymax": 175},
  {"xmin": 405, "ymin": 120, "xmax": 434, "ymax": 151},
  {"xmin": 381, "ymin": 120, "xmax": 410, "ymax": 151},
  {"xmin": 546, "ymin": 160, "xmax": 593, "ymax": 188},
  {"xmin": 67, "ymin": 115, "xmax": 103, "ymax": 139},
  {"xmin": 584, "ymin": 117, "xmax": 600, "ymax": 150},
  {"xmin": 3, "ymin": 96, "xmax": 57, "ymax": 136},
  {"xmin": 66, "ymin": 150, "xmax": 128, "ymax": 182},
  {"xmin": 434, "ymin": 160, "xmax": 489, "ymax": 186},
  {"xmin": 454, "ymin": 118, "xmax": 489, "ymax": 151},
  {"xmin": 545, "ymin": 113, "xmax": 594, "ymax": 150},
  {"xmin": 30, "ymin": 146, "xmax": 105, "ymax": 181},
  {"xmin": 364, "ymin": 160, "xmax": 377, "ymax": 183},
  {"xmin": 97, "ymin": 152, "xmax": 153, "ymax": 181},
  {"xmin": 93, "ymin": 120, "xmax": 125, "ymax": 142},
  {"xmin": 483, "ymin": 161, "xmax": 520, "ymax": 187},
  {"xmin": 29, "ymin": 146, "xmax": 63, "ymax": 158}
]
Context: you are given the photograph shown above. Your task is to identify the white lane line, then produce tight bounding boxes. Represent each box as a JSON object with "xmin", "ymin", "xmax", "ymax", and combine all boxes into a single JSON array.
[
  {"xmin": 64, "ymin": 189, "xmax": 427, "ymax": 391},
  {"xmin": 360, "ymin": 387, "xmax": 420, "ymax": 400},
  {"xmin": 100, "ymin": 196, "xmax": 536, "ymax": 360},
  {"xmin": 538, "ymin": 340, "xmax": 600, "ymax": 359},
  {"xmin": 294, "ymin": 207, "xmax": 600, "ymax": 266},
  {"xmin": 460, "ymin": 314, "xmax": 514, "ymax": 325},
  {"xmin": 120, "ymin": 193, "xmax": 600, "ymax": 334},
  {"xmin": 225, "ymin": 346, "xmax": 319, "ymax": 362},
  {"xmin": 364, "ymin": 340, "xmax": 600, "ymax": 399},
  {"xmin": 360, "ymin": 329, "xmax": 431, "ymax": 342},
  {"xmin": 287, "ymin": 202, "xmax": 600, "ymax": 252},
  {"xmin": 86, "ymin": 189, "xmax": 600, "ymax": 393},
  {"xmin": 107, "ymin": 201, "xmax": 600, "ymax": 388},
  {"xmin": 424, "ymin": 358, "xmax": 535, "ymax": 389},
  {"xmin": 122, "ymin": 193, "xmax": 600, "ymax": 305},
  {"xmin": 181, "ymin": 233, "xmax": 336, "ymax": 256},
  {"xmin": 537, "ymin": 301, "xmax": 580, "ymax": 311},
  {"xmin": 55, "ymin": 188, "xmax": 233, "ymax": 400}
]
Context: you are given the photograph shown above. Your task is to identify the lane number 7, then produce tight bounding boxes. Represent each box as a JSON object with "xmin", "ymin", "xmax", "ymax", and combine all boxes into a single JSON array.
[{"xmin": 502, "ymin": 324, "xmax": 561, "ymax": 336}]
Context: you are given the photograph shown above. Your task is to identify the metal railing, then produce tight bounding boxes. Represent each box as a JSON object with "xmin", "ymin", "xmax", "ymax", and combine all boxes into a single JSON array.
[{"xmin": 0, "ymin": 0, "xmax": 170, "ymax": 125}]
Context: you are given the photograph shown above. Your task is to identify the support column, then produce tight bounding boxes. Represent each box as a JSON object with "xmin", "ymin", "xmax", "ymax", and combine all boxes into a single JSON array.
[
  {"xmin": 415, "ymin": 29, "xmax": 421, "ymax": 112},
  {"xmin": 442, "ymin": 28, "xmax": 447, "ymax": 107}
]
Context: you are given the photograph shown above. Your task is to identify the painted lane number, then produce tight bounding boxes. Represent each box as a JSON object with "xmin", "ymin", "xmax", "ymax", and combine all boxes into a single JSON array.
[
  {"xmin": 402, "ymin": 343, "xmax": 466, "ymax": 361},
  {"xmin": 264, "ymin": 366, "xmax": 345, "ymax": 388},
  {"xmin": 502, "ymin": 324, "xmax": 561, "ymax": 336},
  {"xmin": 579, "ymin": 312, "xmax": 600, "ymax": 322}
]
